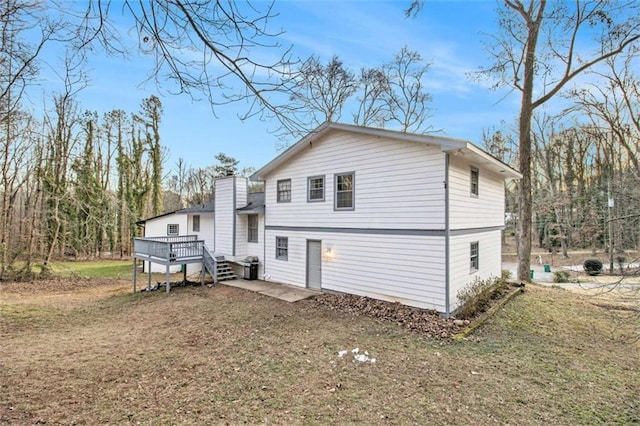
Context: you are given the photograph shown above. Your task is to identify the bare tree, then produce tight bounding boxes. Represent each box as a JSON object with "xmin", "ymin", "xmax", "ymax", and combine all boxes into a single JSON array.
[
  {"xmin": 353, "ymin": 67, "xmax": 390, "ymax": 127},
  {"xmin": 285, "ymin": 55, "xmax": 358, "ymax": 136},
  {"xmin": 68, "ymin": 1, "xmax": 295, "ymax": 126},
  {"xmin": 382, "ymin": 46, "xmax": 433, "ymax": 133}
]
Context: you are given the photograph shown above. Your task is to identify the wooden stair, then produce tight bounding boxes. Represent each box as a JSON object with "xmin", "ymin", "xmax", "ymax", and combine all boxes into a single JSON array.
[{"xmin": 216, "ymin": 258, "xmax": 237, "ymax": 281}]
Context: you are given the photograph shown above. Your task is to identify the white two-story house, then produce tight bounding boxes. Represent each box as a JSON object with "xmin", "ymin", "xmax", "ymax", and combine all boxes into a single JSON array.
[{"xmin": 137, "ymin": 122, "xmax": 520, "ymax": 317}]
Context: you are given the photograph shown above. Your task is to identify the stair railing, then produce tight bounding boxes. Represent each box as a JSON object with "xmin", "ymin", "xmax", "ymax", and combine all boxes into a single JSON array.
[{"xmin": 202, "ymin": 245, "xmax": 218, "ymax": 284}]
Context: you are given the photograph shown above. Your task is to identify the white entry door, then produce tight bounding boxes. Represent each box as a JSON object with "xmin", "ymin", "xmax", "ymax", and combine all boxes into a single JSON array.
[{"xmin": 306, "ymin": 240, "xmax": 322, "ymax": 290}]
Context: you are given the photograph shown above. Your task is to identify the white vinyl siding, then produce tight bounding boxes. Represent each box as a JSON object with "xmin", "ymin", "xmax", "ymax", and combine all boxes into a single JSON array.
[
  {"xmin": 449, "ymin": 156, "xmax": 505, "ymax": 229},
  {"xmin": 308, "ymin": 175, "xmax": 325, "ymax": 202},
  {"xmin": 214, "ymin": 178, "xmax": 234, "ymax": 256},
  {"xmin": 187, "ymin": 212, "xmax": 215, "ymax": 275},
  {"xmin": 263, "ymin": 130, "xmax": 446, "ymax": 229},
  {"xmin": 449, "ymin": 230, "xmax": 502, "ymax": 312},
  {"xmin": 264, "ymin": 229, "xmax": 447, "ymax": 311},
  {"xmin": 212, "ymin": 176, "xmax": 249, "ymax": 259}
]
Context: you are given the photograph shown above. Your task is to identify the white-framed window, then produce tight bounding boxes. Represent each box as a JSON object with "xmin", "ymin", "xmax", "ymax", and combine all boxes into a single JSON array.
[
  {"xmin": 334, "ymin": 172, "xmax": 354, "ymax": 210},
  {"xmin": 167, "ymin": 224, "xmax": 179, "ymax": 236},
  {"xmin": 192, "ymin": 215, "xmax": 200, "ymax": 232},
  {"xmin": 276, "ymin": 236, "xmax": 288, "ymax": 260},
  {"xmin": 277, "ymin": 179, "xmax": 291, "ymax": 203},
  {"xmin": 308, "ymin": 175, "xmax": 325, "ymax": 202},
  {"xmin": 470, "ymin": 241, "xmax": 479, "ymax": 272},
  {"xmin": 470, "ymin": 167, "xmax": 479, "ymax": 197},
  {"xmin": 248, "ymin": 215, "xmax": 258, "ymax": 243}
]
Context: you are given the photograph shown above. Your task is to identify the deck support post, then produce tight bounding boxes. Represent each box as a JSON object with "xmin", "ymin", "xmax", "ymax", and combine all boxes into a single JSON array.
[
  {"xmin": 166, "ymin": 264, "xmax": 170, "ymax": 293},
  {"xmin": 132, "ymin": 258, "xmax": 137, "ymax": 293},
  {"xmin": 201, "ymin": 262, "xmax": 205, "ymax": 286},
  {"xmin": 183, "ymin": 265, "xmax": 187, "ymax": 284}
]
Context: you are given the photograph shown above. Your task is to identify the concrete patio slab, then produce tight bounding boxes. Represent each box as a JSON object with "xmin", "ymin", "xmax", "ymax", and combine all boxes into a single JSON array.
[
  {"xmin": 222, "ymin": 279, "xmax": 273, "ymax": 292},
  {"xmin": 221, "ymin": 279, "xmax": 318, "ymax": 302}
]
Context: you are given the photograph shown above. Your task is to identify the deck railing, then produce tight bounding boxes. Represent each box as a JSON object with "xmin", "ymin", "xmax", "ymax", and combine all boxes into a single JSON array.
[{"xmin": 134, "ymin": 235, "xmax": 204, "ymax": 262}]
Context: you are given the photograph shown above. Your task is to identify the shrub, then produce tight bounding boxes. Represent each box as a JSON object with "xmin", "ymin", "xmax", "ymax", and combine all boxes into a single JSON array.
[
  {"xmin": 583, "ymin": 259, "xmax": 603, "ymax": 276},
  {"xmin": 553, "ymin": 270, "xmax": 570, "ymax": 283},
  {"xmin": 455, "ymin": 276, "xmax": 509, "ymax": 320},
  {"xmin": 501, "ymin": 269, "xmax": 512, "ymax": 280}
]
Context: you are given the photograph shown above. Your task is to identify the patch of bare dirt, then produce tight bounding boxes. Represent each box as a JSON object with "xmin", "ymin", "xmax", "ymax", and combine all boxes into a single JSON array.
[
  {"xmin": 0, "ymin": 277, "xmax": 125, "ymax": 294},
  {"xmin": 310, "ymin": 293, "xmax": 464, "ymax": 338}
]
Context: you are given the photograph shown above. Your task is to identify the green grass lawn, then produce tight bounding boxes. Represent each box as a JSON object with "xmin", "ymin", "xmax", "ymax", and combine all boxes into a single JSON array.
[
  {"xmin": 1, "ymin": 278, "xmax": 638, "ymax": 425},
  {"xmin": 46, "ymin": 260, "xmax": 134, "ymax": 279}
]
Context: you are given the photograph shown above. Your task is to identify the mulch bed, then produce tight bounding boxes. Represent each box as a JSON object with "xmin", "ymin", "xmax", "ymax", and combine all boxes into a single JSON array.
[{"xmin": 310, "ymin": 293, "xmax": 466, "ymax": 339}]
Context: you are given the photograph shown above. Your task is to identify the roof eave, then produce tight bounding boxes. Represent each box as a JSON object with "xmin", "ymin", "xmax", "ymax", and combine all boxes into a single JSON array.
[{"xmin": 445, "ymin": 143, "xmax": 522, "ymax": 179}]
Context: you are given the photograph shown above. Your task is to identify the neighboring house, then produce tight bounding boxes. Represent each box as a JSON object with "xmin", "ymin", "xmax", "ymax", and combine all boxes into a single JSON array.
[{"xmin": 136, "ymin": 122, "xmax": 521, "ymax": 317}]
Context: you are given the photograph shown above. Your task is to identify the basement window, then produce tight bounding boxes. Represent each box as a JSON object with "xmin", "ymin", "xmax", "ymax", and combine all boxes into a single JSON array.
[
  {"xmin": 276, "ymin": 236, "xmax": 288, "ymax": 260},
  {"xmin": 470, "ymin": 241, "xmax": 479, "ymax": 272}
]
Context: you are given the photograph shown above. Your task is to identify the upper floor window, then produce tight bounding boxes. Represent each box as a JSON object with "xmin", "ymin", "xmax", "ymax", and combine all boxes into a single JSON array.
[
  {"xmin": 470, "ymin": 168, "xmax": 479, "ymax": 197},
  {"xmin": 276, "ymin": 236, "xmax": 288, "ymax": 260},
  {"xmin": 277, "ymin": 179, "xmax": 291, "ymax": 203},
  {"xmin": 335, "ymin": 172, "xmax": 354, "ymax": 210},
  {"xmin": 308, "ymin": 175, "xmax": 325, "ymax": 202},
  {"xmin": 192, "ymin": 215, "xmax": 200, "ymax": 232},
  {"xmin": 248, "ymin": 215, "xmax": 258, "ymax": 243},
  {"xmin": 167, "ymin": 224, "xmax": 179, "ymax": 236},
  {"xmin": 470, "ymin": 241, "xmax": 479, "ymax": 272}
]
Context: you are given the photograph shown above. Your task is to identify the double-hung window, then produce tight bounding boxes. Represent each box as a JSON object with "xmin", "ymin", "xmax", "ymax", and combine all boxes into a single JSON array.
[
  {"xmin": 276, "ymin": 237, "xmax": 288, "ymax": 260},
  {"xmin": 248, "ymin": 215, "xmax": 258, "ymax": 243},
  {"xmin": 470, "ymin": 241, "xmax": 479, "ymax": 272},
  {"xmin": 470, "ymin": 168, "xmax": 479, "ymax": 197},
  {"xmin": 335, "ymin": 172, "xmax": 354, "ymax": 210},
  {"xmin": 277, "ymin": 179, "xmax": 291, "ymax": 203},
  {"xmin": 308, "ymin": 175, "xmax": 325, "ymax": 202}
]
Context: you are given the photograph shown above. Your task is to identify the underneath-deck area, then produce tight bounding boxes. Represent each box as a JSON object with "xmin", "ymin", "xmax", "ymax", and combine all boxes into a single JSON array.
[{"xmin": 132, "ymin": 235, "xmax": 217, "ymax": 292}]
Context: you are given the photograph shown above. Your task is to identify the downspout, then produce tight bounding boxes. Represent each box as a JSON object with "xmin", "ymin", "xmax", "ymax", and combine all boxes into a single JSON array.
[
  {"xmin": 263, "ymin": 182, "xmax": 267, "ymax": 280},
  {"xmin": 213, "ymin": 185, "xmax": 216, "ymax": 253},
  {"xmin": 444, "ymin": 153, "xmax": 451, "ymax": 319},
  {"xmin": 232, "ymin": 177, "xmax": 237, "ymax": 257}
]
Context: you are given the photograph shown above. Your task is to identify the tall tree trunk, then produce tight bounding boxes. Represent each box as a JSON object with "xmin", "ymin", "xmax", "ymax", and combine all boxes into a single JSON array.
[{"xmin": 516, "ymin": 2, "xmax": 544, "ymax": 282}]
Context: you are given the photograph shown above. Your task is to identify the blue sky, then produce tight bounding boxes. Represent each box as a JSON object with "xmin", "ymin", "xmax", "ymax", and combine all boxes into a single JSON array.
[{"xmin": 38, "ymin": 1, "xmax": 521, "ymax": 172}]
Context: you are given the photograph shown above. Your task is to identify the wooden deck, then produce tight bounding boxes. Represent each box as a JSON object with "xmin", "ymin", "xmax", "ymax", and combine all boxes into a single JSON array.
[{"xmin": 132, "ymin": 235, "xmax": 217, "ymax": 293}]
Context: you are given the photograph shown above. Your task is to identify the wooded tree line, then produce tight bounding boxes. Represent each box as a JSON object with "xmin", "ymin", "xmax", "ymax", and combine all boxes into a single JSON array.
[
  {"xmin": 483, "ymin": 44, "xmax": 640, "ymax": 259},
  {"xmin": 1, "ymin": 92, "xmax": 164, "ymax": 278}
]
